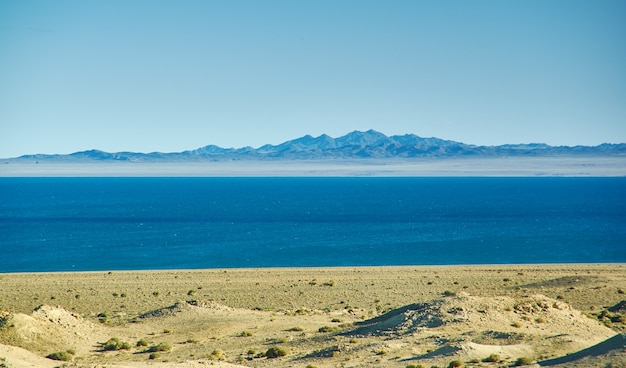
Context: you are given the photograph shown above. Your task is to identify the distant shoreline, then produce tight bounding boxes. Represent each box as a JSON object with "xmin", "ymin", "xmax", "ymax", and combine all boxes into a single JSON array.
[
  {"xmin": 2, "ymin": 156, "xmax": 625, "ymax": 176},
  {"xmin": 2, "ymin": 262, "xmax": 625, "ymax": 276}
]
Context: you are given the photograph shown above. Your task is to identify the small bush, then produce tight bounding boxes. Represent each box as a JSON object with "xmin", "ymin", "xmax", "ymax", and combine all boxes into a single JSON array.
[
  {"xmin": 515, "ymin": 357, "xmax": 534, "ymax": 366},
  {"xmin": 210, "ymin": 349, "xmax": 224, "ymax": 360},
  {"xmin": 483, "ymin": 353, "xmax": 500, "ymax": 362},
  {"xmin": 286, "ymin": 326, "xmax": 304, "ymax": 332},
  {"xmin": 46, "ymin": 351, "xmax": 73, "ymax": 361},
  {"xmin": 318, "ymin": 325, "xmax": 339, "ymax": 333},
  {"xmin": 149, "ymin": 352, "xmax": 160, "ymax": 360},
  {"xmin": 148, "ymin": 342, "xmax": 171, "ymax": 352},
  {"xmin": 103, "ymin": 337, "xmax": 130, "ymax": 351},
  {"xmin": 240, "ymin": 331, "xmax": 253, "ymax": 337},
  {"xmin": 511, "ymin": 321, "xmax": 523, "ymax": 328},
  {"xmin": 405, "ymin": 365, "xmax": 426, "ymax": 368},
  {"xmin": 448, "ymin": 360, "xmax": 463, "ymax": 368},
  {"xmin": 136, "ymin": 339, "xmax": 149, "ymax": 347},
  {"xmin": 265, "ymin": 346, "xmax": 288, "ymax": 358},
  {"xmin": 443, "ymin": 290, "xmax": 456, "ymax": 297}
]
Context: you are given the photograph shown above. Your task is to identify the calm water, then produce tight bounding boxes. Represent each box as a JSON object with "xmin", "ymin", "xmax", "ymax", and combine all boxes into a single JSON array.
[{"xmin": 1, "ymin": 177, "xmax": 625, "ymax": 272}]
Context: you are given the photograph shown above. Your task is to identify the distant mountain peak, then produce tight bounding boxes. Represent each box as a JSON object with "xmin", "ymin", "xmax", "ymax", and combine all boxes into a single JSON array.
[{"xmin": 8, "ymin": 130, "xmax": 626, "ymax": 162}]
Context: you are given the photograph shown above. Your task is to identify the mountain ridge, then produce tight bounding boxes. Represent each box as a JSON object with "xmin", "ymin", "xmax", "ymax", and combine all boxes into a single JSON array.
[{"xmin": 8, "ymin": 130, "xmax": 626, "ymax": 162}]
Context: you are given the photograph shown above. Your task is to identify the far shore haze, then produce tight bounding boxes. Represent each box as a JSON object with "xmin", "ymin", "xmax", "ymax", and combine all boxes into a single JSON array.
[{"xmin": 2, "ymin": 156, "xmax": 625, "ymax": 176}]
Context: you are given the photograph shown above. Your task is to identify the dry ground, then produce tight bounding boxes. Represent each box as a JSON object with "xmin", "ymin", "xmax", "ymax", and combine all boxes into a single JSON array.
[{"xmin": 1, "ymin": 264, "xmax": 625, "ymax": 368}]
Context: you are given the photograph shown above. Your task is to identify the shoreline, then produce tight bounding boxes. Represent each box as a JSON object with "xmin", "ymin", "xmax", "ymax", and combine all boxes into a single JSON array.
[
  {"xmin": 2, "ymin": 262, "xmax": 625, "ymax": 275},
  {"xmin": 3, "ymin": 262, "xmax": 625, "ymax": 277}
]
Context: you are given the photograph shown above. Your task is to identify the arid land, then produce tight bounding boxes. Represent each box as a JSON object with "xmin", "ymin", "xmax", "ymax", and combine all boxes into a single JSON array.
[{"xmin": 1, "ymin": 265, "xmax": 625, "ymax": 368}]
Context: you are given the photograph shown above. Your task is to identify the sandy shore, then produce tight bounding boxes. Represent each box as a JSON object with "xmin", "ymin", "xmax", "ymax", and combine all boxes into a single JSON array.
[
  {"xmin": 1, "ymin": 264, "xmax": 625, "ymax": 367},
  {"xmin": 3, "ymin": 156, "xmax": 626, "ymax": 176}
]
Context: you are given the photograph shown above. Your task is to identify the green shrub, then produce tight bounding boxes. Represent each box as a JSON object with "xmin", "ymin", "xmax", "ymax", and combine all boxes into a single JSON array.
[
  {"xmin": 148, "ymin": 342, "xmax": 171, "ymax": 352},
  {"xmin": 136, "ymin": 339, "xmax": 149, "ymax": 347},
  {"xmin": 265, "ymin": 346, "xmax": 289, "ymax": 358},
  {"xmin": 210, "ymin": 349, "xmax": 225, "ymax": 360},
  {"xmin": 515, "ymin": 357, "xmax": 534, "ymax": 366},
  {"xmin": 318, "ymin": 325, "xmax": 339, "ymax": 333},
  {"xmin": 483, "ymin": 353, "xmax": 500, "ymax": 362},
  {"xmin": 103, "ymin": 337, "xmax": 130, "ymax": 351},
  {"xmin": 149, "ymin": 352, "xmax": 160, "ymax": 360},
  {"xmin": 405, "ymin": 365, "xmax": 426, "ymax": 368},
  {"xmin": 448, "ymin": 360, "xmax": 463, "ymax": 367},
  {"xmin": 46, "ymin": 351, "xmax": 73, "ymax": 361}
]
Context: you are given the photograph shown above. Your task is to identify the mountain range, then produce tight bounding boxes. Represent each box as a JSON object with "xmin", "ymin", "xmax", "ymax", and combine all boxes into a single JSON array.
[{"xmin": 9, "ymin": 130, "xmax": 626, "ymax": 162}]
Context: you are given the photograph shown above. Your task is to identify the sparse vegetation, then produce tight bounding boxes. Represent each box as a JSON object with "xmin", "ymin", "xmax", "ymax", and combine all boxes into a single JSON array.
[
  {"xmin": 514, "ymin": 357, "xmax": 534, "ymax": 366},
  {"xmin": 103, "ymin": 337, "xmax": 131, "ymax": 351},
  {"xmin": 46, "ymin": 350, "xmax": 73, "ymax": 361},
  {"xmin": 443, "ymin": 290, "xmax": 456, "ymax": 297},
  {"xmin": 483, "ymin": 353, "xmax": 500, "ymax": 362},
  {"xmin": 318, "ymin": 325, "xmax": 339, "ymax": 333},
  {"xmin": 265, "ymin": 346, "xmax": 288, "ymax": 358},
  {"xmin": 210, "ymin": 349, "xmax": 224, "ymax": 360},
  {"xmin": 2, "ymin": 265, "xmax": 624, "ymax": 368},
  {"xmin": 448, "ymin": 360, "xmax": 463, "ymax": 367},
  {"xmin": 148, "ymin": 342, "xmax": 171, "ymax": 352}
]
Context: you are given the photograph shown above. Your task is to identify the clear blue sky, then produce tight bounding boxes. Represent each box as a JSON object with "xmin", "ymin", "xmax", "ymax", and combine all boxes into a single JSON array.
[{"xmin": 1, "ymin": 0, "xmax": 625, "ymax": 157}]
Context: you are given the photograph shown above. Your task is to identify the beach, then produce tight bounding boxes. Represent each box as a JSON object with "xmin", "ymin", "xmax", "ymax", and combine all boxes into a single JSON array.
[{"xmin": 1, "ymin": 264, "xmax": 625, "ymax": 367}]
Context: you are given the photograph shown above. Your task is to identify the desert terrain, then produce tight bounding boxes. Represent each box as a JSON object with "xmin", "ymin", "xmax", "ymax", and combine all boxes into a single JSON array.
[{"xmin": 1, "ymin": 265, "xmax": 625, "ymax": 368}]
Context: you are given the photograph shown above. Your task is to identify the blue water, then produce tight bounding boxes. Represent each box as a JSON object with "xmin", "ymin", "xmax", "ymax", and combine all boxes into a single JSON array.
[{"xmin": 1, "ymin": 177, "xmax": 625, "ymax": 272}]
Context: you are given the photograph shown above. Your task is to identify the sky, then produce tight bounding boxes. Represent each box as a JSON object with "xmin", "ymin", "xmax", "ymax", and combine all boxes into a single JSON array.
[{"xmin": 1, "ymin": 0, "xmax": 625, "ymax": 157}]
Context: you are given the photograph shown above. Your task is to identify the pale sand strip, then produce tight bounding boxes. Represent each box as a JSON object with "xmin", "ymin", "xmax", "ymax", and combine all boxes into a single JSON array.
[{"xmin": 2, "ymin": 156, "xmax": 626, "ymax": 176}]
